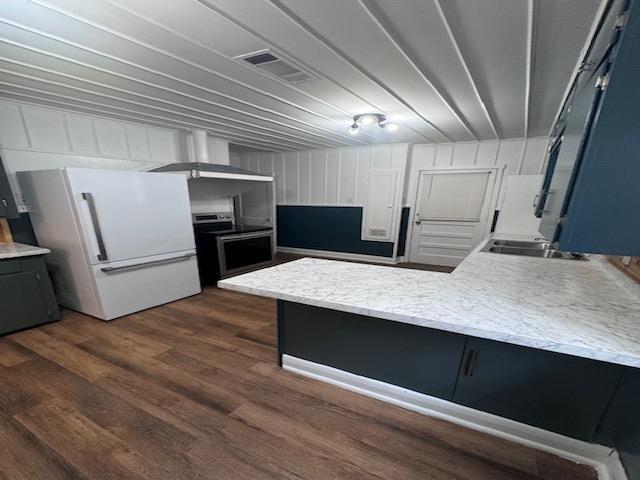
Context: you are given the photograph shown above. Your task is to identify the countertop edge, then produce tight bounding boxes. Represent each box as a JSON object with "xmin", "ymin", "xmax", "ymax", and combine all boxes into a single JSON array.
[
  {"xmin": 218, "ymin": 280, "xmax": 640, "ymax": 369},
  {"xmin": 0, "ymin": 242, "xmax": 51, "ymax": 259}
]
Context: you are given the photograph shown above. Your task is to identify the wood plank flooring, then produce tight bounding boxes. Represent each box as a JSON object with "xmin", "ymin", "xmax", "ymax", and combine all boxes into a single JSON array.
[{"xmin": 0, "ymin": 288, "xmax": 597, "ymax": 480}]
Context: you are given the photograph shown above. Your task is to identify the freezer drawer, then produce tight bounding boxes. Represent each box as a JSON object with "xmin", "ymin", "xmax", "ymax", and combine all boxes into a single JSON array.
[{"xmin": 91, "ymin": 251, "xmax": 201, "ymax": 320}]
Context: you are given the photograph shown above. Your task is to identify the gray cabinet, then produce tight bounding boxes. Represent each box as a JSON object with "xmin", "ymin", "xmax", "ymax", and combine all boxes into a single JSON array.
[
  {"xmin": 596, "ymin": 369, "xmax": 640, "ymax": 480},
  {"xmin": 0, "ymin": 256, "xmax": 60, "ymax": 335},
  {"xmin": 453, "ymin": 337, "xmax": 625, "ymax": 442},
  {"xmin": 280, "ymin": 301, "xmax": 467, "ymax": 400},
  {"xmin": 0, "ymin": 156, "xmax": 19, "ymax": 219}
]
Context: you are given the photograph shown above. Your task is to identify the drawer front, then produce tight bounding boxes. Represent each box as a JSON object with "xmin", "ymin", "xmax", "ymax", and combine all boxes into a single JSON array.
[{"xmin": 0, "ymin": 259, "xmax": 21, "ymax": 275}]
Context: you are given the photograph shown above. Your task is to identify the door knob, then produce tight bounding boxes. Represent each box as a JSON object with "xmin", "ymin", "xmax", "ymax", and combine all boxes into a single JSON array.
[{"xmin": 415, "ymin": 220, "xmax": 422, "ymax": 225}]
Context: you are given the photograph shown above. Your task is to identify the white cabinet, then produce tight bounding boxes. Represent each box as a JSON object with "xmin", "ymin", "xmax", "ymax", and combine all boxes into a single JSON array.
[{"xmin": 362, "ymin": 170, "xmax": 398, "ymax": 242}]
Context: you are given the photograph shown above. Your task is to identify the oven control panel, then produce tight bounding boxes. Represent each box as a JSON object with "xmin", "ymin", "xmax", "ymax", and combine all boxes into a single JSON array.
[{"xmin": 192, "ymin": 212, "xmax": 234, "ymax": 224}]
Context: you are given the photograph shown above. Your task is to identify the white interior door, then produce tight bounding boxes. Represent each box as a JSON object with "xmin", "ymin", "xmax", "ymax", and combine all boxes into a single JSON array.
[
  {"xmin": 65, "ymin": 168, "xmax": 195, "ymax": 264},
  {"xmin": 362, "ymin": 171, "xmax": 398, "ymax": 241},
  {"xmin": 409, "ymin": 169, "xmax": 497, "ymax": 267}
]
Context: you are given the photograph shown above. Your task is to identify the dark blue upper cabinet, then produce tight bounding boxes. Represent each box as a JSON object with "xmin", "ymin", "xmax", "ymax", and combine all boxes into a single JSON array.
[
  {"xmin": 0, "ymin": 156, "xmax": 19, "ymax": 219},
  {"xmin": 539, "ymin": 0, "xmax": 640, "ymax": 255}
]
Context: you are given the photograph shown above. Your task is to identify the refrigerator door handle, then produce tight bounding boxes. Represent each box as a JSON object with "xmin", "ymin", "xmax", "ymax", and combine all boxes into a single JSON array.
[
  {"xmin": 81, "ymin": 192, "xmax": 108, "ymax": 261},
  {"xmin": 100, "ymin": 252, "xmax": 196, "ymax": 273}
]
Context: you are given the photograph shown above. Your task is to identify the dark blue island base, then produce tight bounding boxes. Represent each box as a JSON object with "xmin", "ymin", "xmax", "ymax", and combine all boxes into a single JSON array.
[{"xmin": 276, "ymin": 300, "xmax": 640, "ymax": 478}]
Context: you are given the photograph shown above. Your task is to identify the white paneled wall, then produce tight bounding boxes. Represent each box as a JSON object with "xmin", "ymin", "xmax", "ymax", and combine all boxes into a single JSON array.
[
  {"xmin": 234, "ymin": 143, "xmax": 409, "ymax": 256},
  {"xmin": 403, "ymin": 137, "xmax": 549, "ymax": 262},
  {"xmin": 406, "ymin": 138, "xmax": 549, "ymax": 209},
  {"xmin": 0, "ymin": 99, "xmax": 180, "ymax": 207},
  {"xmin": 234, "ymin": 138, "xmax": 549, "ymax": 260},
  {"xmin": 234, "ymin": 143, "xmax": 409, "ymax": 207}
]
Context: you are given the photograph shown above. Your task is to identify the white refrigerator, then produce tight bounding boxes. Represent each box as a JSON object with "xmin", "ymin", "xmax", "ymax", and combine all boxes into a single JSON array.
[{"xmin": 18, "ymin": 167, "xmax": 201, "ymax": 320}]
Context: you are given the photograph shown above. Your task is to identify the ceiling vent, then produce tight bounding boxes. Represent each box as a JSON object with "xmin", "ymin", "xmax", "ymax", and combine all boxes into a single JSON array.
[{"xmin": 235, "ymin": 49, "xmax": 316, "ymax": 85}]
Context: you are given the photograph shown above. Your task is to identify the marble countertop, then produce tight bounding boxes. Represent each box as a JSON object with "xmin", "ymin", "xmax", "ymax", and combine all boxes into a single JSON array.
[
  {"xmin": 219, "ymin": 240, "xmax": 640, "ymax": 368},
  {"xmin": 0, "ymin": 242, "xmax": 50, "ymax": 259},
  {"xmin": 219, "ymin": 258, "xmax": 448, "ymax": 319}
]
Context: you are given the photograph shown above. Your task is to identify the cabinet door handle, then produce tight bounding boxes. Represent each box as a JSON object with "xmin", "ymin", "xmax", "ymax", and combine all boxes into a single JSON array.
[{"xmin": 463, "ymin": 350, "xmax": 479, "ymax": 377}]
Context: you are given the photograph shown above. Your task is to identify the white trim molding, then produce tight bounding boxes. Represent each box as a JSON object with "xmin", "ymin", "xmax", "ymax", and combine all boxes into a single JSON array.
[
  {"xmin": 276, "ymin": 247, "xmax": 399, "ymax": 265},
  {"xmin": 282, "ymin": 355, "xmax": 627, "ymax": 480}
]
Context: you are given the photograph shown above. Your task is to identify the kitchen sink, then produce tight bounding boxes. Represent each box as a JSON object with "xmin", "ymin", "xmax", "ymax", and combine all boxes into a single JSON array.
[
  {"xmin": 482, "ymin": 239, "xmax": 588, "ymax": 261},
  {"xmin": 491, "ymin": 239, "xmax": 554, "ymax": 250},
  {"xmin": 488, "ymin": 246, "xmax": 565, "ymax": 258}
]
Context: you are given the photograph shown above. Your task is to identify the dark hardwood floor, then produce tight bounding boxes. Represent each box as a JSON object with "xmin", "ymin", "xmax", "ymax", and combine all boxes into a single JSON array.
[{"xmin": 0, "ymin": 288, "xmax": 596, "ymax": 480}]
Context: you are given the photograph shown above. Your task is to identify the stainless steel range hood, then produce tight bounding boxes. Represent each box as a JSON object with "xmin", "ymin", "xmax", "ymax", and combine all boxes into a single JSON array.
[
  {"xmin": 148, "ymin": 130, "xmax": 273, "ymax": 183},
  {"xmin": 149, "ymin": 162, "xmax": 273, "ymax": 182}
]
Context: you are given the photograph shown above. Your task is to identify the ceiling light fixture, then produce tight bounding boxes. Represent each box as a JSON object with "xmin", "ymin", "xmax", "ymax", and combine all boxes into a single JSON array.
[
  {"xmin": 350, "ymin": 113, "xmax": 399, "ymax": 134},
  {"xmin": 381, "ymin": 121, "xmax": 399, "ymax": 132},
  {"xmin": 348, "ymin": 124, "xmax": 361, "ymax": 136},
  {"xmin": 356, "ymin": 113, "xmax": 379, "ymax": 126}
]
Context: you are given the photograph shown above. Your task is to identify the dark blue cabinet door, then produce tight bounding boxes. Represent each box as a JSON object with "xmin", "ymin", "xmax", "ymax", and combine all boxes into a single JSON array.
[
  {"xmin": 539, "ymin": 0, "xmax": 640, "ymax": 254},
  {"xmin": 539, "ymin": 60, "xmax": 609, "ymax": 241},
  {"xmin": 453, "ymin": 337, "xmax": 624, "ymax": 442},
  {"xmin": 557, "ymin": 0, "xmax": 640, "ymax": 254},
  {"xmin": 0, "ymin": 156, "xmax": 19, "ymax": 219},
  {"xmin": 280, "ymin": 301, "xmax": 467, "ymax": 400}
]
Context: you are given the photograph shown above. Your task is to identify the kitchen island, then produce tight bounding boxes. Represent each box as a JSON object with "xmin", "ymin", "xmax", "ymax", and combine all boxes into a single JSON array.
[
  {"xmin": 219, "ymin": 241, "xmax": 640, "ymax": 367},
  {"xmin": 219, "ymin": 238, "xmax": 640, "ymax": 476}
]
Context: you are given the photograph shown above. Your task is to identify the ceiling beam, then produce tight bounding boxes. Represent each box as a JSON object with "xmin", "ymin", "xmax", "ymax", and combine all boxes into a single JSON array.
[
  {"xmin": 0, "ymin": 92, "xmax": 277, "ymax": 152},
  {"xmin": 0, "ymin": 17, "xmax": 364, "ymax": 147},
  {"xmin": 264, "ymin": 0, "xmax": 449, "ymax": 142},
  {"xmin": 0, "ymin": 57, "xmax": 343, "ymax": 149},
  {"xmin": 101, "ymin": 0, "xmax": 359, "ymax": 121},
  {"xmin": 245, "ymin": 0, "xmax": 445, "ymax": 143},
  {"xmin": 27, "ymin": 0, "xmax": 367, "ymax": 139},
  {"xmin": 0, "ymin": 28, "xmax": 359, "ymax": 148},
  {"xmin": 433, "ymin": 0, "xmax": 499, "ymax": 140},
  {"xmin": 358, "ymin": 0, "xmax": 478, "ymax": 141},
  {"xmin": 0, "ymin": 81, "xmax": 322, "ymax": 151},
  {"xmin": 196, "ymin": 0, "xmax": 429, "ymax": 143}
]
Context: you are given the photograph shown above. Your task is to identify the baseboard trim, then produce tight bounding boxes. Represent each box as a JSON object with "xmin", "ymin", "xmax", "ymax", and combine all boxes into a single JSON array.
[
  {"xmin": 282, "ymin": 355, "xmax": 626, "ymax": 480},
  {"xmin": 276, "ymin": 247, "xmax": 398, "ymax": 265}
]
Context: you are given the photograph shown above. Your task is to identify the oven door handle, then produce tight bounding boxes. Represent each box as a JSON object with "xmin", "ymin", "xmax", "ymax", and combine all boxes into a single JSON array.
[{"xmin": 217, "ymin": 231, "xmax": 273, "ymax": 242}]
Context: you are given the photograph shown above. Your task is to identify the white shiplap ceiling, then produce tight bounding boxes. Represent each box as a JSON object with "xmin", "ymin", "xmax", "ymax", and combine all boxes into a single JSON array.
[{"xmin": 0, "ymin": 0, "xmax": 602, "ymax": 151}]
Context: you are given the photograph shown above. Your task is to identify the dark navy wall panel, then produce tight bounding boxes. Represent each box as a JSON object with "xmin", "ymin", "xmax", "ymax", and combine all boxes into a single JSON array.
[
  {"xmin": 277, "ymin": 206, "xmax": 394, "ymax": 257},
  {"xmin": 8, "ymin": 213, "xmax": 38, "ymax": 246},
  {"xmin": 396, "ymin": 207, "xmax": 410, "ymax": 257}
]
